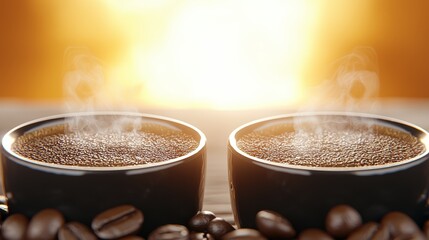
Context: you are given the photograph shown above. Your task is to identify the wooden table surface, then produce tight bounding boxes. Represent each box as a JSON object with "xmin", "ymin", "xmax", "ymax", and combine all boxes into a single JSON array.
[{"xmin": 1, "ymin": 99, "xmax": 429, "ymax": 224}]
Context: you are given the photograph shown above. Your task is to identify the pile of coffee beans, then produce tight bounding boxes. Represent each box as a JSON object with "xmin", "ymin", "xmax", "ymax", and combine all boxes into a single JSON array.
[
  {"xmin": 253, "ymin": 205, "xmax": 429, "ymax": 240},
  {"xmin": 1, "ymin": 205, "xmax": 429, "ymax": 240},
  {"xmin": 0, "ymin": 205, "xmax": 144, "ymax": 240}
]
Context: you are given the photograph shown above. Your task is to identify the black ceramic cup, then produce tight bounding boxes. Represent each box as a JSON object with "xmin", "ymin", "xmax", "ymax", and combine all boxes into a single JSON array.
[
  {"xmin": 228, "ymin": 112, "xmax": 429, "ymax": 231},
  {"xmin": 1, "ymin": 112, "xmax": 206, "ymax": 235}
]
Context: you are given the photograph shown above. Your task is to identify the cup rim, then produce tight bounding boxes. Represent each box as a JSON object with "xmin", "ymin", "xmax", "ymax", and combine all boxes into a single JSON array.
[
  {"xmin": 1, "ymin": 111, "xmax": 206, "ymax": 172},
  {"xmin": 229, "ymin": 111, "xmax": 429, "ymax": 173}
]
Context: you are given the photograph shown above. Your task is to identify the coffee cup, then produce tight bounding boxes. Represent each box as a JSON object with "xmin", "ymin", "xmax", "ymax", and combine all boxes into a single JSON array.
[
  {"xmin": 228, "ymin": 112, "xmax": 429, "ymax": 231},
  {"xmin": 1, "ymin": 112, "xmax": 207, "ymax": 235}
]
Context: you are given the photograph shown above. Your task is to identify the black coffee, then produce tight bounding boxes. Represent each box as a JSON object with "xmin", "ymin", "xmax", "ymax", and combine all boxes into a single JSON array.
[
  {"xmin": 237, "ymin": 119, "xmax": 426, "ymax": 167},
  {"xmin": 12, "ymin": 121, "xmax": 199, "ymax": 167}
]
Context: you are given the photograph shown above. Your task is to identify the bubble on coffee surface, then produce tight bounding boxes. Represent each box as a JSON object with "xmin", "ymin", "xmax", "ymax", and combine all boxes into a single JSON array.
[
  {"xmin": 12, "ymin": 120, "xmax": 199, "ymax": 167},
  {"xmin": 236, "ymin": 119, "xmax": 426, "ymax": 168}
]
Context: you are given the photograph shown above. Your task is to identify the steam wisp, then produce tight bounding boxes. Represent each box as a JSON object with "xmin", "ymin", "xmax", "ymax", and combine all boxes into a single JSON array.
[{"xmin": 62, "ymin": 48, "xmax": 142, "ymax": 134}]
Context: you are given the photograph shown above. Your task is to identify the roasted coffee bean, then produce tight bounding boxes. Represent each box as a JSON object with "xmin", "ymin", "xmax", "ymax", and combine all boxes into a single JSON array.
[
  {"xmin": 298, "ymin": 229, "xmax": 334, "ymax": 240},
  {"xmin": 372, "ymin": 225, "xmax": 390, "ymax": 240},
  {"xmin": 92, "ymin": 205, "xmax": 144, "ymax": 239},
  {"xmin": 148, "ymin": 224, "xmax": 189, "ymax": 240},
  {"xmin": 26, "ymin": 208, "xmax": 65, "ymax": 240},
  {"xmin": 255, "ymin": 210, "xmax": 295, "ymax": 239},
  {"xmin": 119, "ymin": 236, "xmax": 145, "ymax": 240},
  {"xmin": 190, "ymin": 232, "xmax": 215, "ymax": 240},
  {"xmin": 379, "ymin": 212, "xmax": 422, "ymax": 239},
  {"xmin": 207, "ymin": 217, "xmax": 235, "ymax": 239},
  {"xmin": 221, "ymin": 229, "xmax": 267, "ymax": 240},
  {"xmin": 325, "ymin": 204, "xmax": 362, "ymax": 238},
  {"xmin": 189, "ymin": 211, "xmax": 217, "ymax": 232},
  {"xmin": 58, "ymin": 222, "xmax": 97, "ymax": 240},
  {"xmin": 2, "ymin": 213, "xmax": 29, "ymax": 240},
  {"xmin": 347, "ymin": 221, "xmax": 379, "ymax": 240}
]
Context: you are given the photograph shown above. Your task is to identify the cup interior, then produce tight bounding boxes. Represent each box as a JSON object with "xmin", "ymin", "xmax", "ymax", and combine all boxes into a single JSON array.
[
  {"xmin": 229, "ymin": 112, "xmax": 429, "ymax": 172},
  {"xmin": 2, "ymin": 112, "xmax": 207, "ymax": 171}
]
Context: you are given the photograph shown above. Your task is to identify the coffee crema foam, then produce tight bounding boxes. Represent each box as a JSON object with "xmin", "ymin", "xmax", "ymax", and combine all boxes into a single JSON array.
[
  {"xmin": 237, "ymin": 121, "xmax": 426, "ymax": 168},
  {"xmin": 12, "ymin": 123, "xmax": 199, "ymax": 167}
]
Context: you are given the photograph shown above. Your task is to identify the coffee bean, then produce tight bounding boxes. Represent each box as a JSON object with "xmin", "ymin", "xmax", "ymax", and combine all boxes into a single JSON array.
[
  {"xmin": 347, "ymin": 221, "xmax": 379, "ymax": 240},
  {"xmin": 207, "ymin": 218, "xmax": 235, "ymax": 239},
  {"xmin": 325, "ymin": 205, "xmax": 362, "ymax": 238},
  {"xmin": 379, "ymin": 212, "xmax": 422, "ymax": 239},
  {"xmin": 189, "ymin": 211, "xmax": 216, "ymax": 232},
  {"xmin": 221, "ymin": 229, "xmax": 267, "ymax": 240},
  {"xmin": 255, "ymin": 210, "xmax": 295, "ymax": 239},
  {"xmin": 372, "ymin": 225, "xmax": 390, "ymax": 240},
  {"xmin": 190, "ymin": 232, "xmax": 215, "ymax": 240},
  {"xmin": 148, "ymin": 224, "xmax": 189, "ymax": 240},
  {"xmin": 119, "ymin": 236, "xmax": 145, "ymax": 240},
  {"xmin": 2, "ymin": 213, "xmax": 29, "ymax": 240},
  {"xmin": 92, "ymin": 205, "xmax": 144, "ymax": 239},
  {"xmin": 298, "ymin": 229, "xmax": 334, "ymax": 240},
  {"xmin": 58, "ymin": 222, "xmax": 97, "ymax": 240},
  {"xmin": 26, "ymin": 208, "xmax": 65, "ymax": 240}
]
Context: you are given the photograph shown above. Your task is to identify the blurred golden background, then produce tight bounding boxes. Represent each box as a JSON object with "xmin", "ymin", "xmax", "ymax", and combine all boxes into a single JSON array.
[{"xmin": 1, "ymin": 0, "xmax": 429, "ymax": 109}]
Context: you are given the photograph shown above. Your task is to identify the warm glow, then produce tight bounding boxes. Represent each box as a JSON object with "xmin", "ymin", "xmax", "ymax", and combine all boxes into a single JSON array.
[
  {"xmin": 3, "ymin": 1, "xmax": 429, "ymax": 105},
  {"xmin": 105, "ymin": 0, "xmax": 319, "ymax": 109}
]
